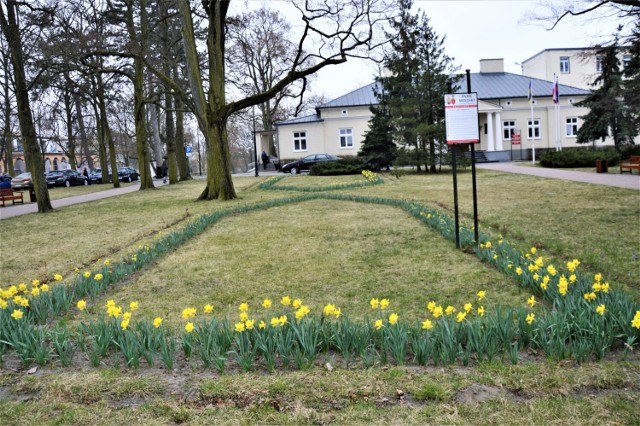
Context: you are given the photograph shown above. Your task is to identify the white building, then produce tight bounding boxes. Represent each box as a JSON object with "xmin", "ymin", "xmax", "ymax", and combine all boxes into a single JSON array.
[{"xmin": 268, "ymin": 58, "xmax": 609, "ymax": 164}]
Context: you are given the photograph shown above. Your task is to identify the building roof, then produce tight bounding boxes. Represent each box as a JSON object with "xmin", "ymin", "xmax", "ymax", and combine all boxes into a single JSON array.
[
  {"xmin": 274, "ymin": 113, "xmax": 322, "ymax": 127},
  {"xmin": 455, "ymin": 72, "xmax": 591, "ymax": 100},
  {"xmin": 318, "ymin": 81, "xmax": 381, "ymax": 108}
]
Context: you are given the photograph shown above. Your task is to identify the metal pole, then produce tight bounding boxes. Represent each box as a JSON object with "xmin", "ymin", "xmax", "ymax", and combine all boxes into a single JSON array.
[
  {"xmin": 467, "ymin": 69, "xmax": 479, "ymax": 245},
  {"xmin": 197, "ymin": 130, "xmax": 202, "ymax": 176},
  {"xmin": 253, "ymin": 105, "xmax": 259, "ymax": 177},
  {"xmin": 452, "ymin": 145, "xmax": 460, "ymax": 249}
]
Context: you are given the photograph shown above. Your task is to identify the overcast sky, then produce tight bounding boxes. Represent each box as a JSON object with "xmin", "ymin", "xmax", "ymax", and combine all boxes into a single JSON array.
[{"xmin": 310, "ymin": 0, "xmax": 624, "ymax": 99}]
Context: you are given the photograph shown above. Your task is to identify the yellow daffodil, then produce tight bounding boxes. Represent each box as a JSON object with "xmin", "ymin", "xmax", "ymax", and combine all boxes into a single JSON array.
[
  {"xmin": 259, "ymin": 320, "xmax": 266, "ymax": 330},
  {"xmin": 77, "ymin": 300, "xmax": 87, "ymax": 311},
  {"xmin": 432, "ymin": 306, "xmax": 443, "ymax": 318},
  {"xmin": 153, "ymin": 317, "xmax": 163, "ymax": 328},
  {"xmin": 123, "ymin": 311, "xmax": 131, "ymax": 321},
  {"xmin": 181, "ymin": 307, "xmax": 197, "ymax": 319},
  {"xmin": 592, "ymin": 282, "xmax": 602, "ymax": 292},
  {"xmin": 239, "ymin": 312, "xmax": 249, "ymax": 321},
  {"xmin": 485, "ymin": 241, "xmax": 492, "ymax": 249},
  {"xmin": 493, "ymin": 254, "xmax": 498, "ymax": 260},
  {"xmin": 527, "ymin": 296, "xmax": 535, "ymax": 307},
  {"xmin": 374, "ymin": 319, "xmax": 383, "ymax": 330},
  {"xmin": 295, "ymin": 305, "xmax": 310, "ymax": 320},
  {"xmin": 569, "ymin": 274, "xmax": 577, "ymax": 283},
  {"xmin": 54, "ymin": 274, "xmax": 63, "ymax": 281},
  {"xmin": 278, "ymin": 315, "xmax": 287, "ymax": 326},
  {"xmin": 422, "ymin": 319, "xmax": 433, "ymax": 330},
  {"xmin": 245, "ymin": 319, "xmax": 255, "ymax": 330},
  {"xmin": 427, "ymin": 301, "xmax": 436, "ymax": 312},
  {"xmin": 204, "ymin": 304, "xmax": 214, "ymax": 314},
  {"xmin": 31, "ymin": 287, "xmax": 40, "ymax": 297},
  {"xmin": 239, "ymin": 302, "xmax": 249, "ymax": 312},
  {"xmin": 281, "ymin": 296, "xmax": 291, "ymax": 306},
  {"xmin": 104, "ymin": 259, "xmax": 111, "ymax": 266},
  {"xmin": 464, "ymin": 303, "xmax": 472, "ymax": 313},
  {"xmin": 120, "ymin": 319, "xmax": 130, "ymax": 330},
  {"xmin": 18, "ymin": 283, "xmax": 27, "ymax": 292},
  {"xmin": 292, "ymin": 299, "xmax": 302, "ymax": 309},
  {"xmin": 477, "ymin": 290, "xmax": 486, "ymax": 301},
  {"xmin": 380, "ymin": 299, "xmax": 390, "ymax": 310},
  {"xmin": 370, "ymin": 298, "xmax": 380, "ymax": 309},
  {"xmin": 601, "ymin": 283, "xmax": 609, "ymax": 293},
  {"xmin": 596, "ymin": 304, "xmax": 606, "ymax": 316},
  {"xmin": 515, "ymin": 266, "xmax": 523, "ymax": 276},
  {"xmin": 388, "ymin": 313, "xmax": 398, "ymax": 325},
  {"xmin": 83, "ymin": 271, "xmax": 91, "ymax": 278},
  {"xmin": 94, "ymin": 273, "xmax": 103, "ymax": 281},
  {"xmin": 477, "ymin": 306, "xmax": 485, "ymax": 317},
  {"xmin": 0, "ymin": 299, "xmax": 7, "ymax": 309},
  {"xmin": 445, "ymin": 305, "xmax": 456, "ymax": 316},
  {"xmin": 129, "ymin": 301, "xmax": 138, "ymax": 311},
  {"xmin": 526, "ymin": 313, "xmax": 535, "ymax": 324},
  {"xmin": 19, "ymin": 297, "xmax": 29, "ymax": 307},
  {"xmin": 583, "ymin": 292, "xmax": 597, "ymax": 302},
  {"xmin": 541, "ymin": 275, "xmax": 550, "ymax": 290},
  {"xmin": 270, "ymin": 317, "xmax": 280, "ymax": 327},
  {"xmin": 11, "ymin": 309, "xmax": 23, "ymax": 320},
  {"xmin": 32, "ymin": 279, "xmax": 40, "ymax": 287},
  {"xmin": 185, "ymin": 322, "xmax": 194, "ymax": 333},
  {"xmin": 631, "ymin": 311, "xmax": 640, "ymax": 329},
  {"xmin": 262, "ymin": 298, "xmax": 272, "ymax": 309},
  {"xmin": 533, "ymin": 273, "xmax": 540, "ymax": 281},
  {"xmin": 558, "ymin": 275, "xmax": 568, "ymax": 296},
  {"xmin": 456, "ymin": 312, "xmax": 467, "ymax": 322},
  {"xmin": 41, "ymin": 284, "xmax": 49, "ymax": 292},
  {"xmin": 594, "ymin": 273, "xmax": 602, "ymax": 282},
  {"xmin": 547, "ymin": 265, "xmax": 557, "ymax": 276},
  {"xmin": 323, "ymin": 304, "xmax": 336, "ymax": 316},
  {"xmin": 530, "ymin": 247, "xmax": 537, "ymax": 254}
]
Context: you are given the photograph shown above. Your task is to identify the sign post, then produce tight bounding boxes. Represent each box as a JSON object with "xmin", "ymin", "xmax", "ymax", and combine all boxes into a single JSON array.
[
  {"xmin": 511, "ymin": 132, "xmax": 521, "ymax": 160},
  {"xmin": 445, "ymin": 90, "xmax": 480, "ymax": 248}
]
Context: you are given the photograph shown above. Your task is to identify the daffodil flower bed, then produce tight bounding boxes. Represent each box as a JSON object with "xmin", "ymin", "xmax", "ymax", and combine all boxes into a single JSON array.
[
  {"xmin": 1, "ymin": 192, "xmax": 639, "ymax": 369},
  {"xmin": 258, "ymin": 170, "xmax": 383, "ymax": 192}
]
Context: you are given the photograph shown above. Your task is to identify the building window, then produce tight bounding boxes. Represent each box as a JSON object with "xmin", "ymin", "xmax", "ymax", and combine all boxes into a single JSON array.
[
  {"xmin": 566, "ymin": 117, "xmax": 579, "ymax": 137},
  {"xmin": 527, "ymin": 119, "xmax": 541, "ymax": 140},
  {"xmin": 560, "ymin": 56, "xmax": 570, "ymax": 73},
  {"xmin": 293, "ymin": 131, "xmax": 307, "ymax": 151},
  {"xmin": 623, "ymin": 54, "xmax": 631, "ymax": 70},
  {"xmin": 596, "ymin": 56, "xmax": 603, "ymax": 73},
  {"xmin": 503, "ymin": 120, "xmax": 516, "ymax": 140},
  {"xmin": 339, "ymin": 128, "xmax": 353, "ymax": 148}
]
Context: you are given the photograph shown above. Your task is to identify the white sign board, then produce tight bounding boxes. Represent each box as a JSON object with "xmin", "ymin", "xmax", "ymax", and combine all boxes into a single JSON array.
[{"xmin": 444, "ymin": 93, "xmax": 480, "ymax": 145}]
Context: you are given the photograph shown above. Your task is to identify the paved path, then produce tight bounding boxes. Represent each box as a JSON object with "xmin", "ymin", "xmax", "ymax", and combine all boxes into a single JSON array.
[
  {"xmin": 477, "ymin": 162, "xmax": 640, "ymax": 190},
  {"xmin": 1, "ymin": 165, "xmax": 637, "ymax": 220},
  {"xmin": 0, "ymin": 180, "xmax": 168, "ymax": 220}
]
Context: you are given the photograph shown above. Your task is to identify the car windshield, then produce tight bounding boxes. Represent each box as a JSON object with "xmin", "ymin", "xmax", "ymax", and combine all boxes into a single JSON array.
[{"xmin": 15, "ymin": 173, "xmax": 31, "ymax": 179}]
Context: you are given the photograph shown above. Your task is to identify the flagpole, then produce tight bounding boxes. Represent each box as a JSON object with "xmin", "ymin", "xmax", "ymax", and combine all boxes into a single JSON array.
[{"xmin": 531, "ymin": 95, "xmax": 535, "ymax": 163}]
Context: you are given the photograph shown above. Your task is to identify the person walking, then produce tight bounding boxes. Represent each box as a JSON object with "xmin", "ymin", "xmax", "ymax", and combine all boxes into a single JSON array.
[{"xmin": 261, "ymin": 150, "xmax": 270, "ymax": 170}]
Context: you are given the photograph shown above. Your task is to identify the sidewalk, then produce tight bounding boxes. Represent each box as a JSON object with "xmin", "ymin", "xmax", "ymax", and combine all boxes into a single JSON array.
[
  {"xmin": 477, "ymin": 162, "xmax": 640, "ymax": 190},
  {"xmin": 0, "ymin": 180, "xmax": 168, "ymax": 220}
]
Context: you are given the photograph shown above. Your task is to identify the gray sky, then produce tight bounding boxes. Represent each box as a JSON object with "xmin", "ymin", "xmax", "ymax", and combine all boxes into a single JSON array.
[{"xmin": 311, "ymin": 0, "xmax": 624, "ymax": 99}]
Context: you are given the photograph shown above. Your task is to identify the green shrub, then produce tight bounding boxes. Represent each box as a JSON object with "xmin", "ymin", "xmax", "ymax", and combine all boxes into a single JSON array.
[
  {"xmin": 540, "ymin": 148, "xmax": 621, "ymax": 168},
  {"xmin": 309, "ymin": 157, "xmax": 366, "ymax": 175}
]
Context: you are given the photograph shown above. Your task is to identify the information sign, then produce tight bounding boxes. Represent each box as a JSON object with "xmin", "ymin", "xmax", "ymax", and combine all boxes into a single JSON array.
[
  {"xmin": 444, "ymin": 93, "xmax": 480, "ymax": 145},
  {"xmin": 511, "ymin": 133, "xmax": 521, "ymax": 145},
  {"xmin": 185, "ymin": 145, "xmax": 193, "ymax": 157}
]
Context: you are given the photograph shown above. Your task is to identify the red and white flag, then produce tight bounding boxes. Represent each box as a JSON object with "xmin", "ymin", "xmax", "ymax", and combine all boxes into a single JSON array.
[{"xmin": 552, "ymin": 75, "xmax": 559, "ymax": 104}]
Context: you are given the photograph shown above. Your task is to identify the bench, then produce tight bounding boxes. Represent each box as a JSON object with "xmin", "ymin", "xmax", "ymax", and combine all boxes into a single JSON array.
[
  {"xmin": 620, "ymin": 155, "xmax": 640, "ymax": 175},
  {"xmin": 0, "ymin": 188, "xmax": 24, "ymax": 207}
]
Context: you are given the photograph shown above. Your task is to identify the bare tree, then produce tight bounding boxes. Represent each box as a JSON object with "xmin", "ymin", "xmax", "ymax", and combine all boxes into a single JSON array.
[{"xmin": 145, "ymin": 0, "xmax": 393, "ymax": 201}]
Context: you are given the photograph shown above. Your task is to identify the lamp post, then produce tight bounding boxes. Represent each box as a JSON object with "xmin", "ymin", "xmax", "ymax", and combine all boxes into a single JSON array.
[{"xmin": 253, "ymin": 105, "xmax": 259, "ymax": 177}]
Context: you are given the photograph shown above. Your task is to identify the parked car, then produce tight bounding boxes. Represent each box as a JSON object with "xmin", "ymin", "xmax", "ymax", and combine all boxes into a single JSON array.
[
  {"xmin": 11, "ymin": 172, "xmax": 33, "ymax": 190},
  {"xmin": 89, "ymin": 168, "xmax": 112, "ymax": 184},
  {"xmin": 281, "ymin": 154, "xmax": 340, "ymax": 174},
  {"xmin": 117, "ymin": 167, "xmax": 140, "ymax": 182},
  {"xmin": 46, "ymin": 169, "xmax": 90, "ymax": 187}
]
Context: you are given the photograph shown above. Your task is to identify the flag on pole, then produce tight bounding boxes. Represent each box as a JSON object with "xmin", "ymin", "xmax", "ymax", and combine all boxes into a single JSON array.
[
  {"xmin": 552, "ymin": 75, "xmax": 559, "ymax": 104},
  {"xmin": 528, "ymin": 80, "xmax": 533, "ymax": 102}
]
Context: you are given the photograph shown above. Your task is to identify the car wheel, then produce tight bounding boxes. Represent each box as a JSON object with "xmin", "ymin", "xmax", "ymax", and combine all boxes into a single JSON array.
[
  {"xmin": 290, "ymin": 167, "xmax": 298, "ymax": 175},
  {"xmin": 64, "ymin": 180, "xmax": 71, "ymax": 187}
]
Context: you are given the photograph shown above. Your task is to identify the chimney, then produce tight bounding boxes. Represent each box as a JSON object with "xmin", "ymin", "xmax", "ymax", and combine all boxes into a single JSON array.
[{"xmin": 479, "ymin": 58, "xmax": 504, "ymax": 73}]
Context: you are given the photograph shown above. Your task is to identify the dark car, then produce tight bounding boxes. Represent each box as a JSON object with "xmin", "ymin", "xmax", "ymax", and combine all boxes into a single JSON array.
[
  {"xmin": 281, "ymin": 153, "xmax": 340, "ymax": 174},
  {"xmin": 11, "ymin": 172, "xmax": 33, "ymax": 190},
  {"xmin": 46, "ymin": 169, "xmax": 90, "ymax": 187},
  {"xmin": 89, "ymin": 168, "xmax": 112, "ymax": 184},
  {"xmin": 0, "ymin": 174, "xmax": 11, "ymax": 183},
  {"xmin": 117, "ymin": 167, "xmax": 140, "ymax": 182}
]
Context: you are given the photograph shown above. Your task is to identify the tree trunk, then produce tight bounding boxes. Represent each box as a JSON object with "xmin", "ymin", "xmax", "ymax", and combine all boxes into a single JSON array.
[
  {"xmin": 126, "ymin": 0, "xmax": 153, "ymax": 190},
  {"xmin": 2, "ymin": 68, "xmax": 13, "ymax": 174},
  {"xmin": 164, "ymin": 93, "xmax": 178, "ymax": 184},
  {"xmin": 200, "ymin": 121, "xmax": 235, "ymax": 200},
  {"xmin": 174, "ymin": 88, "xmax": 191, "ymax": 181},
  {"xmin": 90, "ymin": 83, "xmax": 109, "ymax": 183},
  {"xmin": 62, "ymin": 77, "xmax": 77, "ymax": 170},
  {"xmin": 97, "ymin": 73, "xmax": 120, "ymax": 188},
  {"xmin": 73, "ymin": 93, "xmax": 93, "ymax": 170},
  {"xmin": 148, "ymin": 102, "xmax": 164, "ymax": 169},
  {"xmin": 0, "ymin": 1, "xmax": 52, "ymax": 212}
]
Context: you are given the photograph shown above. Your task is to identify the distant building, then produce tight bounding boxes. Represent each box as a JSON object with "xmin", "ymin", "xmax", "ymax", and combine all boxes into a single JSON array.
[
  {"xmin": 522, "ymin": 47, "xmax": 632, "ymax": 90},
  {"xmin": 269, "ymin": 58, "xmax": 598, "ymax": 163}
]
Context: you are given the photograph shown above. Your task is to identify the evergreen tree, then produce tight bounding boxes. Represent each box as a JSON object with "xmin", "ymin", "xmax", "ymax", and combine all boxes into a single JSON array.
[
  {"xmin": 623, "ymin": 20, "xmax": 640, "ymax": 131},
  {"xmin": 358, "ymin": 82, "xmax": 396, "ymax": 171},
  {"xmin": 381, "ymin": 0, "xmax": 458, "ymax": 172},
  {"xmin": 576, "ymin": 34, "xmax": 637, "ymax": 151}
]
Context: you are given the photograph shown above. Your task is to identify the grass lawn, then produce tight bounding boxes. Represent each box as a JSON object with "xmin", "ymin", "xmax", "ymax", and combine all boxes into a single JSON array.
[{"xmin": 0, "ymin": 171, "xmax": 639, "ymax": 424}]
